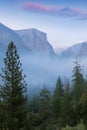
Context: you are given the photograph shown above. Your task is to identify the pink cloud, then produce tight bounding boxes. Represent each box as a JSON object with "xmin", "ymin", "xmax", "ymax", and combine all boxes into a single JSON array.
[
  {"xmin": 71, "ymin": 8, "xmax": 81, "ymax": 13},
  {"xmin": 22, "ymin": 2, "xmax": 62, "ymax": 13},
  {"xmin": 22, "ymin": 2, "xmax": 87, "ymax": 19}
]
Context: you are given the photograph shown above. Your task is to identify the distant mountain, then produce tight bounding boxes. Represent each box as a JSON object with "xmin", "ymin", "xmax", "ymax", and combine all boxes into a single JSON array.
[
  {"xmin": 0, "ymin": 23, "xmax": 31, "ymax": 54},
  {"xmin": 59, "ymin": 42, "xmax": 87, "ymax": 59},
  {"xmin": 0, "ymin": 23, "xmax": 56, "ymax": 58},
  {"xmin": 16, "ymin": 29, "xmax": 56, "ymax": 57}
]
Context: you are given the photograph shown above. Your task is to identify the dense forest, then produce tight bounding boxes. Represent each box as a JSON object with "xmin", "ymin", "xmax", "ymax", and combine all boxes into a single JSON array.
[{"xmin": 0, "ymin": 42, "xmax": 87, "ymax": 130}]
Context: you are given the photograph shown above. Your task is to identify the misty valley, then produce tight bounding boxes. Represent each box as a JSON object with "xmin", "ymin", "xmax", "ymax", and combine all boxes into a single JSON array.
[
  {"xmin": 0, "ymin": 23, "xmax": 87, "ymax": 130},
  {"xmin": 1, "ymin": 23, "xmax": 87, "ymax": 91}
]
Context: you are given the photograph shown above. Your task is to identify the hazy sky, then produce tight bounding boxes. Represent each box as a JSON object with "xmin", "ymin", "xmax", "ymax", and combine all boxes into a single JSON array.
[{"xmin": 0, "ymin": 0, "xmax": 87, "ymax": 49}]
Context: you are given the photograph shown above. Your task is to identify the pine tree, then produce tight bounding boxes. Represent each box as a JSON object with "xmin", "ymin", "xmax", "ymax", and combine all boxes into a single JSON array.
[
  {"xmin": 0, "ymin": 42, "xmax": 27, "ymax": 130},
  {"xmin": 54, "ymin": 76, "xmax": 64, "ymax": 97},
  {"xmin": 80, "ymin": 89, "xmax": 87, "ymax": 126},
  {"xmin": 0, "ymin": 100, "xmax": 8, "ymax": 129},
  {"xmin": 39, "ymin": 87, "xmax": 51, "ymax": 130},
  {"xmin": 39, "ymin": 87, "xmax": 51, "ymax": 120},
  {"xmin": 59, "ymin": 80, "xmax": 74, "ymax": 127},
  {"xmin": 72, "ymin": 60, "xmax": 84, "ymax": 100},
  {"xmin": 72, "ymin": 60, "xmax": 85, "ymax": 125},
  {"xmin": 53, "ymin": 76, "xmax": 64, "ymax": 118}
]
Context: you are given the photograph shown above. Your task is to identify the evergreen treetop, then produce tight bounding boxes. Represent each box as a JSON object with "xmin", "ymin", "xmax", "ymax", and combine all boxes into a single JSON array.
[{"xmin": 0, "ymin": 42, "xmax": 27, "ymax": 130}]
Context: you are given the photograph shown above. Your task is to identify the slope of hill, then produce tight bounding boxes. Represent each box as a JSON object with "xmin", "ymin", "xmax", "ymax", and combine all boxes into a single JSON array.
[{"xmin": 59, "ymin": 42, "xmax": 87, "ymax": 59}]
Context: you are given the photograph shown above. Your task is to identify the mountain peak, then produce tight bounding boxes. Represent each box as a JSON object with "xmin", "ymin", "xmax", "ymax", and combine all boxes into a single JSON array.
[
  {"xmin": 16, "ymin": 28, "xmax": 47, "ymax": 41},
  {"xmin": 59, "ymin": 41, "xmax": 87, "ymax": 59},
  {"xmin": 16, "ymin": 28, "xmax": 56, "ymax": 57},
  {"xmin": 0, "ymin": 23, "xmax": 56, "ymax": 57}
]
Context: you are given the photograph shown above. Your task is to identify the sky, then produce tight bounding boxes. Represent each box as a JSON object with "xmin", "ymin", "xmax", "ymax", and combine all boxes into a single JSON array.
[{"xmin": 0, "ymin": 0, "xmax": 87, "ymax": 50}]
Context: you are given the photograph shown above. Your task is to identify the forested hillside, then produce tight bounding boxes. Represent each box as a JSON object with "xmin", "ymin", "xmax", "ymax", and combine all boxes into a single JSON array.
[{"xmin": 0, "ymin": 42, "xmax": 87, "ymax": 130}]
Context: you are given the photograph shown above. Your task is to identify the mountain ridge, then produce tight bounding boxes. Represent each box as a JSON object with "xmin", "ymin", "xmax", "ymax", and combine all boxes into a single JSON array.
[
  {"xmin": 1, "ymin": 23, "xmax": 87, "ymax": 59},
  {"xmin": 59, "ymin": 42, "xmax": 87, "ymax": 59},
  {"xmin": 16, "ymin": 28, "xmax": 56, "ymax": 57},
  {"xmin": 0, "ymin": 23, "xmax": 56, "ymax": 58}
]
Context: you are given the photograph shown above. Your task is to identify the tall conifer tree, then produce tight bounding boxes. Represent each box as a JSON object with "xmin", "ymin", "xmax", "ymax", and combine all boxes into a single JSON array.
[
  {"xmin": 59, "ymin": 80, "xmax": 74, "ymax": 127},
  {"xmin": 0, "ymin": 42, "xmax": 27, "ymax": 130},
  {"xmin": 72, "ymin": 60, "xmax": 85, "ymax": 125},
  {"xmin": 72, "ymin": 60, "xmax": 84, "ymax": 100},
  {"xmin": 39, "ymin": 87, "xmax": 51, "ymax": 120},
  {"xmin": 53, "ymin": 76, "xmax": 64, "ymax": 118}
]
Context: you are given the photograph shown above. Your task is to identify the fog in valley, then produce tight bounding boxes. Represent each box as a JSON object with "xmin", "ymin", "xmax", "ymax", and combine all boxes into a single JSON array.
[{"xmin": 20, "ymin": 54, "xmax": 87, "ymax": 95}]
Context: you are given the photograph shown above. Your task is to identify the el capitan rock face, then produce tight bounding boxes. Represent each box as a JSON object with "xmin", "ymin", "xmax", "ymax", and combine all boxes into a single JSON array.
[
  {"xmin": 0, "ymin": 23, "xmax": 56, "ymax": 57},
  {"xmin": 16, "ymin": 28, "xmax": 56, "ymax": 57}
]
